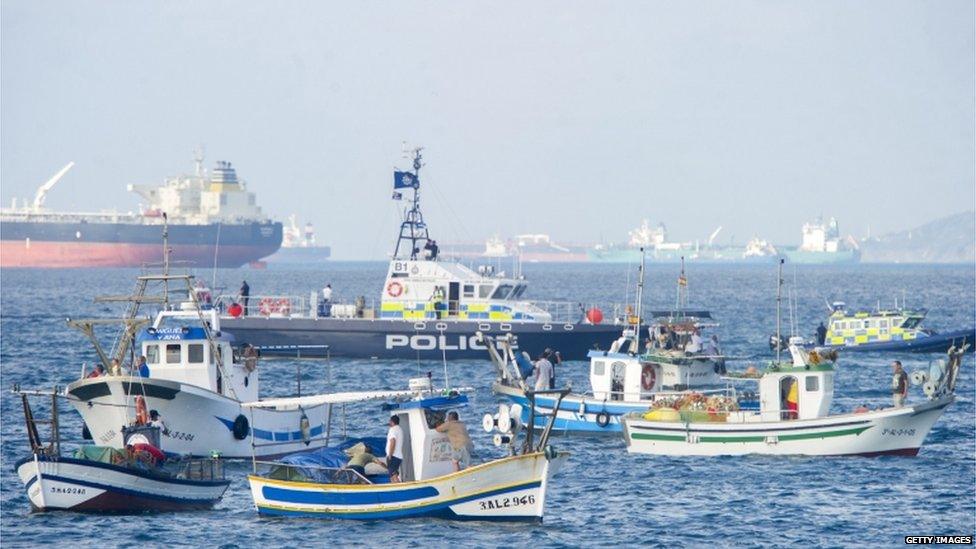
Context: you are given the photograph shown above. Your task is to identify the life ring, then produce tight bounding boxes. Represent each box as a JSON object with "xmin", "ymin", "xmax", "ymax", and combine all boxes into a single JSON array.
[
  {"xmin": 595, "ymin": 411, "xmax": 611, "ymax": 428},
  {"xmin": 232, "ymin": 414, "xmax": 250, "ymax": 440},
  {"xmin": 134, "ymin": 395, "xmax": 149, "ymax": 425},
  {"xmin": 258, "ymin": 297, "xmax": 275, "ymax": 316},
  {"xmin": 386, "ymin": 281, "xmax": 404, "ymax": 297},
  {"xmin": 641, "ymin": 364, "xmax": 656, "ymax": 391},
  {"xmin": 277, "ymin": 298, "xmax": 291, "ymax": 316}
]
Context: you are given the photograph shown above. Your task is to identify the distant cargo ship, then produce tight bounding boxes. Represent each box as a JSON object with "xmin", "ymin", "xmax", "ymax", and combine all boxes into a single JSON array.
[
  {"xmin": 264, "ymin": 215, "xmax": 331, "ymax": 265},
  {"xmin": 588, "ymin": 220, "xmax": 778, "ymax": 264},
  {"xmin": 0, "ymin": 154, "xmax": 282, "ymax": 268},
  {"xmin": 781, "ymin": 216, "xmax": 860, "ymax": 265},
  {"xmin": 442, "ymin": 234, "xmax": 588, "ymax": 263}
]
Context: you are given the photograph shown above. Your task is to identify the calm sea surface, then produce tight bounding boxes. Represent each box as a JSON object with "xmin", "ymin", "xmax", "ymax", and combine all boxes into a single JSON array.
[{"xmin": 2, "ymin": 262, "xmax": 974, "ymax": 547}]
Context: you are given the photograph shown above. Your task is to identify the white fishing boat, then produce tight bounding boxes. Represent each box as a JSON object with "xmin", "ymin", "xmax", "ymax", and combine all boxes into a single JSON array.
[
  {"xmin": 14, "ymin": 387, "xmax": 230, "ymax": 512},
  {"xmin": 621, "ymin": 260, "xmax": 963, "ymax": 457},
  {"xmin": 620, "ymin": 344, "xmax": 963, "ymax": 457},
  {"xmin": 246, "ymin": 385, "xmax": 570, "ymax": 521},
  {"xmin": 487, "ymin": 255, "xmax": 727, "ymax": 434}
]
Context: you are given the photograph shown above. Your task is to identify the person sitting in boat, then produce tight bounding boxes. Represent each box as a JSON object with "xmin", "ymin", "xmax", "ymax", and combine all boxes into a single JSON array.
[
  {"xmin": 148, "ymin": 410, "xmax": 170, "ymax": 436},
  {"xmin": 385, "ymin": 415, "xmax": 405, "ymax": 483},
  {"xmin": 136, "ymin": 355, "xmax": 149, "ymax": 378},
  {"xmin": 86, "ymin": 363, "xmax": 105, "ymax": 378},
  {"xmin": 435, "ymin": 411, "xmax": 473, "ymax": 471},
  {"xmin": 891, "ymin": 361, "xmax": 909, "ymax": 407},
  {"xmin": 343, "ymin": 443, "xmax": 380, "ymax": 479},
  {"xmin": 533, "ymin": 351, "xmax": 554, "ymax": 392}
]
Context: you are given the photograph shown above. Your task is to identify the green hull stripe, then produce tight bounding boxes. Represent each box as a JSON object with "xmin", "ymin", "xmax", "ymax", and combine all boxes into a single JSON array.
[{"xmin": 631, "ymin": 425, "xmax": 871, "ymax": 444}]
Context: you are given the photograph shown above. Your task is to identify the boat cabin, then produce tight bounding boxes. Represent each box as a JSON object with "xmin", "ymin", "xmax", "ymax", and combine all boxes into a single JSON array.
[
  {"xmin": 587, "ymin": 348, "xmax": 659, "ymax": 400},
  {"xmin": 646, "ymin": 310, "xmax": 719, "ymax": 354},
  {"xmin": 139, "ymin": 309, "xmax": 258, "ymax": 401},
  {"xmin": 756, "ymin": 346, "xmax": 835, "ymax": 421},
  {"xmin": 825, "ymin": 302, "xmax": 927, "ymax": 346},
  {"xmin": 377, "ymin": 259, "xmax": 553, "ymax": 323},
  {"xmin": 386, "ymin": 392, "xmax": 469, "ymax": 482}
]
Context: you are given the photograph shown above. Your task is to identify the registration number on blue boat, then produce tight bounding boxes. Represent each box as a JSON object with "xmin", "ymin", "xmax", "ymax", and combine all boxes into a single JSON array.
[{"xmin": 479, "ymin": 494, "xmax": 535, "ymax": 510}]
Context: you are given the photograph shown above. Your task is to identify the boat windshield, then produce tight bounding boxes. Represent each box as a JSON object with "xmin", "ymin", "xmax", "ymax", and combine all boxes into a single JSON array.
[
  {"xmin": 901, "ymin": 317, "xmax": 922, "ymax": 329},
  {"xmin": 491, "ymin": 284, "xmax": 515, "ymax": 300}
]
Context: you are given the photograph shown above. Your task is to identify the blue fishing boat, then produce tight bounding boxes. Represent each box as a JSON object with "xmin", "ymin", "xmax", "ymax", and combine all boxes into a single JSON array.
[{"xmin": 246, "ymin": 384, "xmax": 570, "ymax": 521}]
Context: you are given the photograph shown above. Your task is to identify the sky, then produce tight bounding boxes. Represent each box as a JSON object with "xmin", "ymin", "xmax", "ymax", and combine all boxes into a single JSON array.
[{"xmin": 2, "ymin": 1, "xmax": 973, "ymax": 259}]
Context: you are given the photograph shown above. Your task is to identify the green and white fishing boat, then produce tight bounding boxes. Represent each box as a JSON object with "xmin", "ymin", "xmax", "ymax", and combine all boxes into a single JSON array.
[{"xmin": 621, "ymin": 261, "xmax": 963, "ymax": 457}]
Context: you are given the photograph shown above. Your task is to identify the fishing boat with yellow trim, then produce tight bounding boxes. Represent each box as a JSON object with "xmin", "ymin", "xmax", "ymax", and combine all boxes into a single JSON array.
[{"xmin": 246, "ymin": 384, "xmax": 570, "ymax": 521}]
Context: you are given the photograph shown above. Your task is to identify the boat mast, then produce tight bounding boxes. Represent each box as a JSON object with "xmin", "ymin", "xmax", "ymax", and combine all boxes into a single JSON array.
[
  {"xmin": 633, "ymin": 247, "xmax": 645, "ymax": 353},
  {"xmin": 162, "ymin": 212, "xmax": 170, "ymax": 308},
  {"xmin": 776, "ymin": 258, "xmax": 784, "ymax": 364},
  {"xmin": 393, "ymin": 147, "xmax": 430, "ymax": 260},
  {"xmin": 675, "ymin": 255, "xmax": 687, "ymax": 314}
]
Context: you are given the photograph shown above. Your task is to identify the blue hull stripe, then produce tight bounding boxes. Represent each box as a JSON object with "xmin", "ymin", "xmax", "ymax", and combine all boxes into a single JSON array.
[
  {"xmin": 23, "ymin": 473, "xmax": 226, "ymax": 505},
  {"xmin": 215, "ymin": 416, "xmax": 324, "ymax": 441},
  {"xmin": 257, "ymin": 480, "xmax": 542, "ymax": 519},
  {"xmin": 262, "ymin": 485, "xmax": 439, "ymax": 505}
]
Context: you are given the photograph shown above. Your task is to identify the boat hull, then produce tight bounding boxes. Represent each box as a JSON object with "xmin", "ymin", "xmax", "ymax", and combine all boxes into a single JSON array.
[
  {"xmin": 16, "ymin": 455, "xmax": 229, "ymax": 512},
  {"xmin": 248, "ymin": 451, "xmax": 567, "ymax": 521},
  {"xmin": 66, "ymin": 377, "xmax": 330, "ymax": 458},
  {"xmin": 811, "ymin": 328, "xmax": 976, "ymax": 354},
  {"xmin": 220, "ymin": 317, "xmax": 623, "ymax": 360},
  {"xmin": 621, "ymin": 397, "xmax": 952, "ymax": 456}
]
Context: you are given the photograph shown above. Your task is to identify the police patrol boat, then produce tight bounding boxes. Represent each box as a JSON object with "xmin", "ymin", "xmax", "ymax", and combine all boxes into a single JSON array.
[
  {"xmin": 486, "ymin": 256, "xmax": 727, "ymax": 434},
  {"xmin": 246, "ymin": 382, "xmax": 570, "ymax": 521},
  {"xmin": 798, "ymin": 300, "xmax": 974, "ymax": 354},
  {"xmin": 218, "ymin": 147, "xmax": 625, "ymax": 360},
  {"xmin": 14, "ymin": 387, "xmax": 230, "ymax": 512},
  {"xmin": 621, "ymin": 261, "xmax": 963, "ymax": 457},
  {"xmin": 620, "ymin": 343, "xmax": 964, "ymax": 457}
]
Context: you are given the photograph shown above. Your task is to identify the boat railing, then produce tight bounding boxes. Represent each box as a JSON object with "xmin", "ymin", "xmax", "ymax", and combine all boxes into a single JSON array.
[
  {"xmin": 176, "ymin": 457, "xmax": 225, "ymax": 481},
  {"xmin": 253, "ymin": 460, "xmax": 372, "ymax": 485},
  {"xmin": 214, "ymin": 294, "xmax": 382, "ymax": 320},
  {"xmin": 522, "ymin": 301, "xmax": 633, "ymax": 325}
]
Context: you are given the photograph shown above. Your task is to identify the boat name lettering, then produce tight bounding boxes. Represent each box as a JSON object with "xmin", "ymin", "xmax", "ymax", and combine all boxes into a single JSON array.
[
  {"xmin": 393, "ymin": 261, "xmax": 408, "ymax": 272},
  {"xmin": 881, "ymin": 428, "xmax": 916, "ymax": 437},
  {"xmin": 479, "ymin": 494, "xmax": 535, "ymax": 510},
  {"xmin": 165, "ymin": 430, "xmax": 195, "ymax": 441},
  {"xmin": 385, "ymin": 334, "xmax": 517, "ymax": 351},
  {"xmin": 51, "ymin": 486, "xmax": 86, "ymax": 494},
  {"xmin": 98, "ymin": 429, "xmax": 117, "ymax": 444}
]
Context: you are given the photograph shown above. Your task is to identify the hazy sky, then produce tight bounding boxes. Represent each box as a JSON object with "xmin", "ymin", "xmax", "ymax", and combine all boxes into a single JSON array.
[{"xmin": 2, "ymin": 2, "xmax": 973, "ymax": 259}]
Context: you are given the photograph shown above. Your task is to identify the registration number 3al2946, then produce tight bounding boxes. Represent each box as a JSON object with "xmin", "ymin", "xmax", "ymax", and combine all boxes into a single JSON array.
[{"xmin": 479, "ymin": 494, "xmax": 535, "ymax": 510}]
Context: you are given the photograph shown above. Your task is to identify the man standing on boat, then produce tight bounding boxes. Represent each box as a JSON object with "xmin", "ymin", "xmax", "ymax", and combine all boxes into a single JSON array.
[
  {"xmin": 239, "ymin": 280, "xmax": 250, "ymax": 317},
  {"xmin": 533, "ymin": 351, "xmax": 554, "ymax": 392},
  {"xmin": 435, "ymin": 411, "xmax": 473, "ymax": 470},
  {"xmin": 891, "ymin": 361, "xmax": 909, "ymax": 407},
  {"xmin": 320, "ymin": 283, "xmax": 333, "ymax": 317},
  {"xmin": 816, "ymin": 322, "xmax": 828, "ymax": 346},
  {"xmin": 385, "ymin": 415, "xmax": 404, "ymax": 483}
]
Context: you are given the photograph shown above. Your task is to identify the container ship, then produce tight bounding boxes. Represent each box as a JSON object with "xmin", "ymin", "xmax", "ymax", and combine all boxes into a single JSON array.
[
  {"xmin": 587, "ymin": 220, "xmax": 779, "ymax": 264},
  {"xmin": 781, "ymin": 216, "xmax": 860, "ymax": 264},
  {"xmin": 0, "ymin": 155, "xmax": 282, "ymax": 268}
]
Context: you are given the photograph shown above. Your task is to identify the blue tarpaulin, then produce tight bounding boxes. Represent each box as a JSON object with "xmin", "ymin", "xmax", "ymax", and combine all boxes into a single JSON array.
[{"xmin": 271, "ymin": 437, "xmax": 389, "ymax": 483}]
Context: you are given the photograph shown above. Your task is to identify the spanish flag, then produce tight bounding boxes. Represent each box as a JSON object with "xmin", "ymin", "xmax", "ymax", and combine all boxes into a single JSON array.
[{"xmin": 678, "ymin": 274, "xmax": 687, "ymax": 286}]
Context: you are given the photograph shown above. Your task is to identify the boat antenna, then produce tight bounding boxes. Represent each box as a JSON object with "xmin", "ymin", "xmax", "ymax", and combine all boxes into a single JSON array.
[
  {"xmin": 776, "ymin": 258, "xmax": 784, "ymax": 364},
  {"xmin": 675, "ymin": 256, "xmax": 688, "ymax": 314},
  {"xmin": 162, "ymin": 212, "xmax": 170, "ymax": 308},
  {"xmin": 393, "ymin": 147, "xmax": 429, "ymax": 260},
  {"xmin": 633, "ymin": 247, "xmax": 646, "ymax": 353}
]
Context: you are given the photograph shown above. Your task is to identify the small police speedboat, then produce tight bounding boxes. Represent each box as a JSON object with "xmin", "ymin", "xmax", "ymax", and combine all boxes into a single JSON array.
[
  {"xmin": 14, "ymin": 387, "xmax": 229, "ymax": 512},
  {"xmin": 246, "ymin": 384, "xmax": 570, "ymax": 521},
  {"xmin": 789, "ymin": 301, "xmax": 974, "ymax": 354},
  {"xmin": 620, "ymin": 344, "xmax": 964, "ymax": 457}
]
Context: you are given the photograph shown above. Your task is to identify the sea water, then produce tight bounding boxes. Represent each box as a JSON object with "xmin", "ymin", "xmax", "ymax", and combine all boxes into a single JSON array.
[{"xmin": 1, "ymin": 263, "xmax": 973, "ymax": 547}]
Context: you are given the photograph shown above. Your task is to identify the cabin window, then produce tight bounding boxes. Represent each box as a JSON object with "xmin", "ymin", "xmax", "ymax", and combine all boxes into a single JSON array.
[
  {"xmin": 510, "ymin": 285, "xmax": 527, "ymax": 299},
  {"xmin": 166, "ymin": 344, "xmax": 182, "ymax": 364},
  {"xmin": 188, "ymin": 344, "xmax": 204, "ymax": 364},
  {"xmin": 865, "ymin": 320, "xmax": 875, "ymax": 329},
  {"xmin": 902, "ymin": 317, "xmax": 921, "ymax": 329},
  {"xmin": 592, "ymin": 360, "xmax": 605, "ymax": 376},
  {"xmin": 805, "ymin": 376, "xmax": 819, "ymax": 392},
  {"xmin": 879, "ymin": 319, "xmax": 889, "ymax": 329},
  {"xmin": 146, "ymin": 344, "xmax": 160, "ymax": 364},
  {"xmin": 463, "ymin": 284, "xmax": 475, "ymax": 298},
  {"xmin": 491, "ymin": 284, "xmax": 514, "ymax": 300},
  {"xmin": 479, "ymin": 285, "xmax": 493, "ymax": 299}
]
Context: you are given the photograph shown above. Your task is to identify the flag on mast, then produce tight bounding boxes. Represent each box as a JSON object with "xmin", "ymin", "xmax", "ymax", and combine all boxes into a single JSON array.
[{"xmin": 394, "ymin": 171, "xmax": 420, "ymax": 189}]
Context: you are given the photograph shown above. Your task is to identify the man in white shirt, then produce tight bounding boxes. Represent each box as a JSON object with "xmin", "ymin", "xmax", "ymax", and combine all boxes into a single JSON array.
[
  {"xmin": 385, "ymin": 415, "xmax": 405, "ymax": 482},
  {"xmin": 686, "ymin": 328, "xmax": 704, "ymax": 354},
  {"xmin": 533, "ymin": 353, "xmax": 553, "ymax": 392},
  {"xmin": 320, "ymin": 284, "xmax": 333, "ymax": 317}
]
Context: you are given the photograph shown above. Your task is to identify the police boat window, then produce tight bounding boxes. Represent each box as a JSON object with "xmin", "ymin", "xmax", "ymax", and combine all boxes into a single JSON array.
[
  {"xmin": 478, "ymin": 285, "xmax": 493, "ymax": 299},
  {"xmin": 166, "ymin": 344, "xmax": 182, "ymax": 364},
  {"xmin": 146, "ymin": 344, "xmax": 160, "ymax": 365},
  {"xmin": 805, "ymin": 376, "xmax": 819, "ymax": 392},
  {"xmin": 188, "ymin": 344, "xmax": 205, "ymax": 364},
  {"xmin": 491, "ymin": 284, "xmax": 514, "ymax": 300},
  {"xmin": 902, "ymin": 317, "xmax": 921, "ymax": 329},
  {"xmin": 463, "ymin": 284, "xmax": 475, "ymax": 298},
  {"xmin": 510, "ymin": 284, "xmax": 527, "ymax": 299}
]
